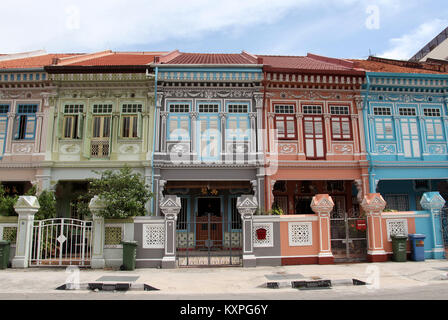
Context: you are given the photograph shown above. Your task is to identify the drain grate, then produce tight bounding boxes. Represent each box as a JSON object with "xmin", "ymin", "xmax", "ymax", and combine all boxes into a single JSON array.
[{"xmin": 56, "ymin": 282, "xmax": 159, "ymax": 291}]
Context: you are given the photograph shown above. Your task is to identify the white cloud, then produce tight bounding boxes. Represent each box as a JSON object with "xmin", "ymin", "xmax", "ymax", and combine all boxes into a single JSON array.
[
  {"xmin": 379, "ymin": 19, "xmax": 448, "ymax": 60},
  {"xmin": 0, "ymin": 0, "xmax": 314, "ymax": 52},
  {"xmin": 0, "ymin": 0, "xmax": 411, "ymax": 53}
]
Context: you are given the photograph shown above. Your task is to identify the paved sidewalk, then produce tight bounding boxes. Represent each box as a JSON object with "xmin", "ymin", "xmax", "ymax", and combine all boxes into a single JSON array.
[{"xmin": 0, "ymin": 260, "xmax": 448, "ymax": 298}]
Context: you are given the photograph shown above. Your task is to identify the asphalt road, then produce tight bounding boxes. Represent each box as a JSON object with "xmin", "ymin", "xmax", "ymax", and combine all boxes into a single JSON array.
[{"xmin": 0, "ymin": 282, "xmax": 446, "ymax": 300}]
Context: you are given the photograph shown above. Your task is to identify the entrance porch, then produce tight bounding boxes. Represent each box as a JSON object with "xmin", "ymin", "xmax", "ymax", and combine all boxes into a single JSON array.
[{"xmin": 163, "ymin": 180, "xmax": 252, "ymax": 266}]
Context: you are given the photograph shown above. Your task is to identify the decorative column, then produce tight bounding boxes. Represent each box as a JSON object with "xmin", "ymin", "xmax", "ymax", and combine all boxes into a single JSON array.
[
  {"xmin": 12, "ymin": 196, "xmax": 39, "ymax": 268},
  {"xmin": 323, "ymin": 114, "xmax": 332, "ymax": 154},
  {"xmin": 310, "ymin": 194, "xmax": 334, "ymax": 264},
  {"xmin": 249, "ymin": 112, "xmax": 257, "ymax": 154},
  {"xmin": 5, "ymin": 111, "xmax": 15, "ymax": 153},
  {"xmin": 354, "ymin": 95, "xmax": 367, "ymax": 154},
  {"xmin": 253, "ymin": 92, "xmax": 264, "ymax": 154},
  {"xmin": 34, "ymin": 112, "xmax": 44, "ymax": 153},
  {"xmin": 296, "ymin": 114, "xmax": 304, "ymax": 154},
  {"xmin": 361, "ymin": 193, "xmax": 387, "ymax": 262},
  {"xmin": 160, "ymin": 111, "xmax": 168, "ymax": 153},
  {"xmin": 190, "ymin": 111, "xmax": 198, "ymax": 158},
  {"xmin": 219, "ymin": 112, "xmax": 227, "ymax": 159},
  {"xmin": 154, "ymin": 92, "xmax": 163, "ymax": 152},
  {"xmin": 420, "ymin": 192, "xmax": 446, "ymax": 259},
  {"xmin": 89, "ymin": 196, "xmax": 106, "ymax": 269},
  {"xmin": 236, "ymin": 195, "xmax": 258, "ymax": 267},
  {"xmin": 160, "ymin": 195, "xmax": 181, "ymax": 269}
]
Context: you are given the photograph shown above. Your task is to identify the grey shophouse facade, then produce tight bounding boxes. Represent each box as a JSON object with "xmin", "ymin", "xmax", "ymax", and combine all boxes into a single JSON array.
[{"xmin": 140, "ymin": 51, "xmax": 266, "ymax": 267}]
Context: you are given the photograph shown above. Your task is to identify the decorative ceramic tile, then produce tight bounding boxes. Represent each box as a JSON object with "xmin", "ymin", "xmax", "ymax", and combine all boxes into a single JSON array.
[
  {"xmin": 253, "ymin": 223, "xmax": 274, "ymax": 247},
  {"xmin": 105, "ymin": 226, "xmax": 123, "ymax": 246},
  {"xmin": 143, "ymin": 224, "xmax": 165, "ymax": 249},
  {"xmin": 386, "ymin": 219, "xmax": 408, "ymax": 241},
  {"xmin": 288, "ymin": 222, "xmax": 312, "ymax": 246}
]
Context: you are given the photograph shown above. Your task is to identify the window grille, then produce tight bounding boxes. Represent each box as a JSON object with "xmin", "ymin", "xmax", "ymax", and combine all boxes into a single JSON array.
[
  {"xmin": 423, "ymin": 108, "xmax": 441, "ymax": 117},
  {"xmin": 373, "ymin": 107, "xmax": 391, "ymax": 116},
  {"xmin": 93, "ymin": 104, "xmax": 113, "ymax": 113},
  {"xmin": 64, "ymin": 104, "xmax": 84, "ymax": 114},
  {"xmin": 198, "ymin": 104, "xmax": 219, "ymax": 113},
  {"xmin": 228, "ymin": 104, "xmax": 248, "ymax": 113},
  {"xmin": 0, "ymin": 105, "xmax": 9, "ymax": 114},
  {"xmin": 274, "ymin": 105, "xmax": 295, "ymax": 114},
  {"xmin": 399, "ymin": 108, "xmax": 416, "ymax": 116},
  {"xmin": 122, "ymin": 104, "xmax": 142, "ymax": 113},
  {"xmin": 169, "ymin": 104, "xmax": 190, "ymax": 113},
  {"xmin": 303, "ymin": 105, "xmax": 322, "ymax": 114},
  {"xmin": 18, "ymin": 104, "xmax": 37, "ymax": 114},
  {"xmin": 330, "ymin": 106, "xmax": 349, "ymax": 115}
]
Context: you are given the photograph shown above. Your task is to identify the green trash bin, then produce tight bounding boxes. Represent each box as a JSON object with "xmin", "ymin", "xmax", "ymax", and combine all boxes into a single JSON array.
[
  {"xmin": 0, "ymin": 240, "xmax": 11, "ymax": 270},
  {"xmin": 391, "ymin": 234, "xmax": 407, "ymax": 262},
  {"xmin": 121, "ymin": 241, "xmax": 138, "ymax": 271}
]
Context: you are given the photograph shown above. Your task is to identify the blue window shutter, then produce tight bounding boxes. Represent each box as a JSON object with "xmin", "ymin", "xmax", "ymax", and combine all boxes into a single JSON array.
[
  {"xmin": 0, "ymin": 116, "xmax": 7, "ymax": 158},
  {"xmin": 13, "ymin": 116, "xmax": 20, "ymax": 139},
  {"xmin": 24, "ymin": 115, "xmax": 36, "ymax": 139}
]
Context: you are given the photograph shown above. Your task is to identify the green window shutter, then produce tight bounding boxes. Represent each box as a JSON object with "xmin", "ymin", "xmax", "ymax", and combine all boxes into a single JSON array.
[
  {"xmin": 108, "ymin": 117, "xmax": 113, "ymax": 156},
  {"xmin": 77, "ymin": 113, "xmax": 84, "ymax": 139},
  {"xmin": 57, "ymin": 113, "xmax": 64, "ymax": 139},
  {"xmin": 137, "ymin": 112, "xmax": 142, "ymax": 138},
  {"xmin": 82, "ymin": 113, "xmax": 92, "ymax": 158},
  {"xmin": 118, "ymin": 115, "xmax": 123, "ymax": 138}
]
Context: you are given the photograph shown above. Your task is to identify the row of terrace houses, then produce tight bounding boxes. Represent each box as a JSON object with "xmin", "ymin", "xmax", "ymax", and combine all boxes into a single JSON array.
[{"xmin": 1, "ymin": 49, "xmax": 448, "ymax": 267}]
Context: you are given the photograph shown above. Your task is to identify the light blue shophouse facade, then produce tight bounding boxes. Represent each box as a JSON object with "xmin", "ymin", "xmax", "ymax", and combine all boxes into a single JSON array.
[{"xmin": 363, "ymin": 72, "xmax": 448, "ymax": 258}]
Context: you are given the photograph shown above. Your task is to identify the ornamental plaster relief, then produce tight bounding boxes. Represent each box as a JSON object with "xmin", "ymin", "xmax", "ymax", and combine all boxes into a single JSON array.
[
  {"xmin": 118, "ymin": 144, "xmax": 140, "ymax": 154},
  {"xmin": 428, "ymin": 144, "xmax": 446, "ymax": 154},
  {"xmin": 271, "ymin": 90, "xmax": 354, "ymax": 101},
  {"xmin": 12, "ymin": 143, "xmax": 34, "ymax": 153},
  {"xmin": 278, "ymin": 143, "xmax": 297, "ymax": 154},
  {"xmin": 333, "ymin": 144, "xmax": 353, "ymax": 154},
  {"xmin": 377, "ymin": 144, "xmax": 396, "ymax": 154},
  {"xmin": 60, "ymin": 143, "xmax": 81, "ymax": 154},
  {"xmin": 368, "ymin": 93, "xmax": 444, "ymax": 103},
  {"xmin": 162, "ymin": 89, "xmax": 255, "ymax": 99}
]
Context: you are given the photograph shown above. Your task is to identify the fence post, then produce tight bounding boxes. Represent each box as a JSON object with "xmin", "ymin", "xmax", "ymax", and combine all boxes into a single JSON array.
[
  {"xmin": 361, "ymin": 193, "xmax": 387, "ymax": 262},
  {"xmin": 310, "ymin": 194, "xmax": 334, "ymax": 264},
  {"xmin": 236, "ymin": 195, "xmax": 258, "ymax": 267},
  {"xmin": 89, "ymin": 196, "xmax": 106, "ymax": 269},
  {"xmin": 160, "ymin": 195, "xmax": 181, "ymax": 269},
  {"xmin": 420, "ymin": 192, "xmax": 446, "ymax": 259},
  {"xmin": 12, "ymin": 196, "xmax": 39, "ymax": 268}
]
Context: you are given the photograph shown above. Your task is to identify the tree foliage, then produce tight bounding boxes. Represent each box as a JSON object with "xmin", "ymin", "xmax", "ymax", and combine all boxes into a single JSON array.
[
  {"xmin": 0, "ymin": 184, "xmax": 18, "ymax": 216},
  {"xmin": 86, "ymin": 166, "xmax": 152, "ymax": 219}
]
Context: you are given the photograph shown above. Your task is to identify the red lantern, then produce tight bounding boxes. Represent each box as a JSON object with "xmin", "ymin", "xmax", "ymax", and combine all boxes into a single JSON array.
[
  {"xmin": 256, "ymin": 228, "xmax": 267, "ymax": 240},
  {"xmin": 355, "ymin": 220, "xmax": 367, "ymax": 231}
]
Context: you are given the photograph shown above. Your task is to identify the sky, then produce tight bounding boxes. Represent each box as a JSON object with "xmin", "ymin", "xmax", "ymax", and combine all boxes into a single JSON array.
[{"xmin": 0, "ymin": 0, "xmax": 447, "ymax": 60}]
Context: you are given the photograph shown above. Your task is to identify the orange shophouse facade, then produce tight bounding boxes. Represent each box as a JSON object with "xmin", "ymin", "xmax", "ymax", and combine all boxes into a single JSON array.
[{"xmin": 259, "ymin": 54, "xmax": 370, "ymax": 262}]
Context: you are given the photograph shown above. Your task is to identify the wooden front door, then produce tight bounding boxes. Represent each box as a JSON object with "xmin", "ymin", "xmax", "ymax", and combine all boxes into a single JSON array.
[{"xmin": 195, "ymin": 198, "xmax": 222, "ymax": 248}]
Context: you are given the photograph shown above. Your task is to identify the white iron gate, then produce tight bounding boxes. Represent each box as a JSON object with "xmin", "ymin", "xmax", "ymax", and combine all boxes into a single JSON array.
[{"xmin": 30, "ymin": 218, "xmax": 93, "ymax": 267}]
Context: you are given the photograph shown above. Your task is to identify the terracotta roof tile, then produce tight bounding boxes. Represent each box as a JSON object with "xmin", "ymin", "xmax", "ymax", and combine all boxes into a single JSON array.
[
  {"xmin": 350, "ymin": 58, "xmax": 448, "ymax": 74},
  {"xmin": 0, "ymin": 54, "xmax": 81, "ymax": 69},
  {"xmin": 163, "ymin": 52, "xmax": 256, "ymax": 65},
  {"xmin": 257, "ymin": 54, "xmax": 355, "ymax": 71},
  {"xmin": 66, "ymin": 52, "xmax": 167, "ymax": 66}
]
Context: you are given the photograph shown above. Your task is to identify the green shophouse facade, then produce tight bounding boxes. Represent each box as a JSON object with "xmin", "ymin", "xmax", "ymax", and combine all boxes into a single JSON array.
[{"xmin": 43, "ymin": 53, "xmax": 160, "ymax": 218}]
